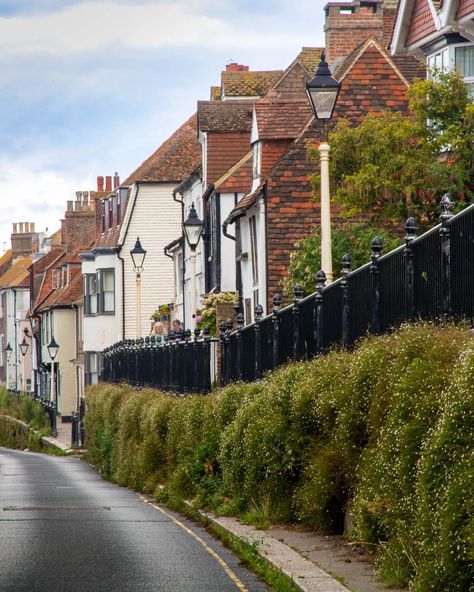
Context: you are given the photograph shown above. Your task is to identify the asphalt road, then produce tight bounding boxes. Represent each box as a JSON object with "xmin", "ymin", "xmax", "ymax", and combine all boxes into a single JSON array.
[{"xmin": 0, "ymin": 448, "xmax": 268, "ymax": 592}]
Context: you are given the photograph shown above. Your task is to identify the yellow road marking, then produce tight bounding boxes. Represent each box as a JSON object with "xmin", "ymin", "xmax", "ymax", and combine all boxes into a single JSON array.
[{"xmin": 139, "ymin": 496, "xmax": 249, "ymax": 592}]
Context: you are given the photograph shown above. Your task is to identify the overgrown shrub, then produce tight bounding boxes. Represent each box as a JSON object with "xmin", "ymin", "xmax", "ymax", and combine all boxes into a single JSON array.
[
  {"xmin": 0, "ymin": 388, "xmax": 49, "ymax": 432},
  {"xmin": 85, "ymin": 323, "xmax": 474, "ymax": 591}
]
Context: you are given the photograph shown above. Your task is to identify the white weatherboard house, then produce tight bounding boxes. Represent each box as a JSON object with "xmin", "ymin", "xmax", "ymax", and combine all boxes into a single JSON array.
[{"xmin": 81, "ymin": 115, "xmax": 201, "ymax": 383}]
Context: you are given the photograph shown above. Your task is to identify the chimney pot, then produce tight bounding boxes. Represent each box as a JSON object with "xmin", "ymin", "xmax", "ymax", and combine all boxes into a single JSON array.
[
  {"xmin": 19, "ymin": 222, "xmax": 24, "ymax": 233},
  {"xmin": 105, "ymin": 176, "xmax": 112, "ymax": 192},
  {"xmin": 97, "ymin": 176, "xmax": 104, "ymax": 192},
  {"xmin": 12, "ymin": 223, "xmax": 17, "ymax": 234},
  {"xmin": 226, "ymin": 63, "xmax": 249, "ymax": 72},
  {"xmin": 31, "ymin": 222, "xmax": 35, "ymax": 233},
  {"xmin": 67, "ymin": 201, "xmax": 74, "ymax": 211},
  {"xmin": 114, "ymin": 172, "xmax": 120, "ymax": 189}
]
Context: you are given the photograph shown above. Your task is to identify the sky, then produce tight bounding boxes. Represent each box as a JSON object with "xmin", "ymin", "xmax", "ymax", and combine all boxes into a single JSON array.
[{"xmin": 0, "ymin": 0, "xmax": 327, "ymax": 250}]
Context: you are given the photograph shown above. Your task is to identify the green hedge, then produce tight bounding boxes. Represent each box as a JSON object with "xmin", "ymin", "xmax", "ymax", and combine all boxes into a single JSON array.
[
  {"xmin": 85, "ymin": 324, "xmax": 474, "ymax": 592},
  {"xmin": 0, "ymin": 388, "xmax": 49, "ymax": 431}
]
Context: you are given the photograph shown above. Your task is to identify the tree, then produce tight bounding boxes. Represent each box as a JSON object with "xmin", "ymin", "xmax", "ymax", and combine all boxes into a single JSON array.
[
  {"xmin": 308, "ymin": 70, "xmax": 474, "ymax": 227},
  {"xmin": 284, "ymin": 221, "xmax": 401, "ymax": 298}
]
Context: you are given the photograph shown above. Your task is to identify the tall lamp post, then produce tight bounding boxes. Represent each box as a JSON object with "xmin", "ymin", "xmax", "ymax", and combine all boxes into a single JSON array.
[
  {"xmin": 4, "ymin": 342, "xmax": 12, "ymax": 391},
  {"xmin": 19, "ymin": 336, "xmax": 29, "ymax": 393},
  {"xmin": 306, "ymin": 53, "xmax": 341, "ymax": 284},
  {"xmin": 183, "ymin": 203, "xmax": 204, "ymax": 328},
  {"xmin": 130, "ymin": 237, "xmax": 147, "ymax": 339},
  {"xmin": 47, "ymin": 336, "xmax": 59, "ymax": 437}
]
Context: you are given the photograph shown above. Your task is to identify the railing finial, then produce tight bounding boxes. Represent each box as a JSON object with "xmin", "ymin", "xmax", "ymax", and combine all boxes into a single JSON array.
[
  {"xmin": 293, "ymin": 284, "xmax": 303, "ymax": 303},
  {"xmin": 255, "ymin": 304, "xmax": 264, "ymax": 321},
  {"xmin": 341, "ymin": 253, "xmax": 351, "ymax": 276},
  {"xmin": 404, "ymin": 218, "xmax": 417, "ymax": 244},
  {"xmin": 440, "ymin": 192, "xmax": 454, "ymax": 224},
  {"xmin": 316, "ymin": 270, "xmax": 326, "ymax": 292},
  {"xmin": 236, "ymin": 312, "xmax": 245, "ymax": 329},
  {"xmin": 272, "ymin": 293, "xmax": 282, "ymax": 313}
]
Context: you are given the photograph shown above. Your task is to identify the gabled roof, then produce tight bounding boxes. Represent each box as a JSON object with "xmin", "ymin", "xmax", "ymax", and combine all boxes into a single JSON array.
[
  {"xmin": 39, "ymin": 268, "xmax": 83, "ymax": 310},
  {"xmin": 0, "ymin": 257, "xmax": 31, "ymax": 289},
  {"xmin": 221, "ymin": 70, "xmax": 283, "ymax": 98},
  {"xmin": 214, "ymin": 150, "xmax": 253, "ymax": 194},
  {"xmin": 296, "ymin": 47, "xmax": 325, "ymax": 75},
  {"xmin": 334, "ymin": 38, "xmax": 424, "ymax": 85},
  {"xmin": 32, "ymin": 252, "xmax": 66, "ymax": 313},
  {"xmin": 0, "ymin": 250, "xmax": 12, "ymax": 276},
  {"xmin": 197, "ymin": 101, "xmax": 254, "ymax": 133},
  {"xmin": 122, "ymin": 113, "xmax": 201, "ymax": 185},
  {"xmin": 254, "ymin": 99, "xmax": 312, "ymax": 140}
]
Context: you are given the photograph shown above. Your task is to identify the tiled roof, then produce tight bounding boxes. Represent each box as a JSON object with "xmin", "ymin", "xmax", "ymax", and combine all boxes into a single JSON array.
[
  {"xmin": 334, "ymin": 38, "xmax": 423, "ymax": 85},
  {"xmin": 0, "ymin": 257, "xmax": 31, "ymax": 289},
  {"xmin": 254, "ymin": 99, "xmax": 312, "ymax": 140},
  {"xmin": 122, "ymin": 114, "xmax": 201, "ymax": 185},
  {"xmin": 197, "ymin": 101, "xmax": 254, "ymax": 133},
  {"xmin": 214, "ymin": 150, "xmax": 253, "ymax": 193},
  {"xmin": 32, "ymin": 252, "xmax": 66, "ymax": 312},
  {"xmin": 221, "ymin": 70, "xmax": 283, "ymax": 98},
  {"xmin": 40, "ymin": 268, "xmax": 83, "ymax": 309},
  {"xmin": 210, "ymin": 86, "xmax": 221, "ymax": 101},
  {"xmin": 0, "ymin": 250, "xmax": 12, "ymax": 276},
  {"xmin": 296, "ymin": 47, "xmax": 325, "ymax": 75}
]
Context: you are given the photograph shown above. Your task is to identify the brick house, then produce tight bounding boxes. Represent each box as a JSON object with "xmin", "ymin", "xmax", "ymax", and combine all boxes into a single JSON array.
[
  {"xmin": 225, "ymin": 0, "xmax": 424, "ymax": 321},
  {"xmin": 31, "ymin": 193, "xmax": 96, "ymax": 420},
  {"xmin": 391, "ymin": 0, "xmax": 474, "ymax": 95}
]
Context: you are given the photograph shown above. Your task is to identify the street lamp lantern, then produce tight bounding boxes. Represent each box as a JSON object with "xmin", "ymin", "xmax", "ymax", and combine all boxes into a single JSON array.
[
  {"xmin": 305, "ymin": 52, "xmax": 341, "ymax": 285},
  {"xmin": 4, "ymin": 342, "xmax": 12, "ymax": 361},
  {"xmin": 130, "ymin": 237, "xmax": 147, "ymax": 276},
  {"xmin": 183, "ymin": 203, "xmax": 204, "ymax": 251},
  {"xmin": 19, "ymin": 336, "xmax": 29, "ymax": 357},
  {"xmin": 306, "ymin": 53, "xmax": 341, "ymax": 121},
  {"xmin": 47, "ymin": 336, "xmax": 59, "ymax": 361},
  {"xmin": 130, "ymin": 237, "xmax": 147, "ymax": 339}
]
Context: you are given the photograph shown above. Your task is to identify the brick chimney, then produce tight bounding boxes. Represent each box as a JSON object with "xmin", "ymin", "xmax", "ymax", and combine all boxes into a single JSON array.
[
  {"xmin": 114, "ymin": 172, "xmax": 120, "ymax": 189},
  {"xmin": 10, "ymin": 221, "xmax": 39, "ymax": 259},
  {"xmin": 226, "ymin": 63, "xmax": 249, "ymax": 72},
  {"xmin": 324, "ymin": 0, "xmax": 396, "ymax": 68},
  {"xmin": 63, "ymin": 192, "xmax": 96, "ymax": 253},
  {"xmin": 97, "ymin": 176, "xmax": 104, "ymax": 192}
]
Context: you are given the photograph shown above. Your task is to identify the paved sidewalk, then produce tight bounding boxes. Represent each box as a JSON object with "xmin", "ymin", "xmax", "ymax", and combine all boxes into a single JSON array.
[
  {"xmin": 192, "ymin": 506, "xmax": 390, "ymax": 592},
  {"xmin": 54, "ymin": 419, "xmax": 72, "ymax": 448}
]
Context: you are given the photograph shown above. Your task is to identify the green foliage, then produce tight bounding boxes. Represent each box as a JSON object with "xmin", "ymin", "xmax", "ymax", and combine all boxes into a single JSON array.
[
  {"xmin": 284, "ymin": 221, "xmax": 401, "ymax": 297},
  {"xmin": 196, "ymin": 291, "xmax": 238, "ymax": 336},
  {"xmin": 310, "ymin": 70, "xmax": 474, "ymax": 226},
  {"xmin": 85, "ymin": 323, "xmax": 474, "ymax": 591},
  {"xmin": 0, "ymin": 388, "xmax": 49, "ymax": 431}
]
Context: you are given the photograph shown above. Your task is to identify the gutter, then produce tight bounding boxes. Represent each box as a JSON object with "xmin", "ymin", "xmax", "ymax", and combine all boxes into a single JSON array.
[
  {"xmin": 117, "ymin": 183, "xmax": 140, "ymax": 341},
  {"xmin": 172, "ymin": 188, "xmax": 187, "ymax": 328}
]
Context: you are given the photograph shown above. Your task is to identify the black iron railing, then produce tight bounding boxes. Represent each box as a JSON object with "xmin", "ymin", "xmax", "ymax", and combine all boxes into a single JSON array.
[
  {"xmin": 220, "ymin": 194, "xmax": 474, "ymax": 385},
  {"xmin": 101, "ymin": 327, "xmax": 217, "ymax": 394}
]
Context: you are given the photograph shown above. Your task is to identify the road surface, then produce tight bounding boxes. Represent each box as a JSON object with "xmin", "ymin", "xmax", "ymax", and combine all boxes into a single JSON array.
[{"xmin": 0, "ymin": 448, "xmax": 268, "ymax": 592}]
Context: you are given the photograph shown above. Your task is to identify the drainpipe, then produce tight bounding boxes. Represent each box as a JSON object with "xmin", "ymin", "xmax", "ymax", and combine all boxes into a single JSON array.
[
  {"xmin": 173, "ymin": 188, "xmax": 187, "ymax": 328},
  {"xmin": 12, "ymin": 288, "xmax": 18, "ymax": 391},
  {"xmin": 222, "ymin": 216, "xmax": 243, "ymax": 315},
  {"xmin": 117, "ymin": 184, "xmax": 140, "ymax": 341}
]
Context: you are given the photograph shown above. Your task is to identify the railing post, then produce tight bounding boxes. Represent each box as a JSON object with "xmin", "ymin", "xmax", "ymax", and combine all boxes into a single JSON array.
[
  {"xmin": 219, "ymin": 321, "xmax": 227, "ymax": 385},
  {"xmin": 314, "ymin": 271, "xmax": 326, "ymax": 354},
  {"xmin": 292, "ymin": 284, "xmax": 303, "ymax": 361},
  {"xmin": 404, "ymin": 217, "xmax": 417, "ymax": 322},
  {"xmin": 202, "ymin": 325, "xmax": 211, "ymax": 392},
  {"xmin": 225, "ymin": 319, "xmax": 234, "ymax": 383},
  {"xmin": 439, "ymin": 193, "xmax": 454, "ymax": 318},
  {"xmin": 271, "ymin": 294, "xmax": 281, "ymax": 369},
  {"xmin": 254, "ymin": 304, "xmax": 263, "ymax": 380},
  {"xmin": 370, "ymin": 237, "xmax": 382, "ymax": 335},
  {"xmin": 193, "ymin": 327, "xmax": 201, "ymax": 392},
  {"xmin": 341, "ymin": 254, "xmax": 351, "ymax": 348},
  {"xmin": 183, "ymin": 329, "xmax": 192, "ymax": 392},
  {"xmin": 236, "ymin": 313, "xmax": 245, "ymax": 381}
]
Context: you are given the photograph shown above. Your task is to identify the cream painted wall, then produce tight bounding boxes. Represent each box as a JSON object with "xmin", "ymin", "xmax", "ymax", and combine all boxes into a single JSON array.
[{"xmin": 122, "ymin": 183, "xmax": 182, "ymax": 339}]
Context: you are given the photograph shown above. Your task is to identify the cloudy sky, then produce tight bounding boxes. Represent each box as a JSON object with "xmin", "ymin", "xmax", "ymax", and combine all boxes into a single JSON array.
[{"xmin": 0, "ymin": 0, "xmax": 327, "ymax": 250}]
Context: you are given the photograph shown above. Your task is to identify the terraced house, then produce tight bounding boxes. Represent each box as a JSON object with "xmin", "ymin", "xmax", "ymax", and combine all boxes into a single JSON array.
[{"xmin": 392, "ymin": 0, "xmax": 474, "ymax": 93}]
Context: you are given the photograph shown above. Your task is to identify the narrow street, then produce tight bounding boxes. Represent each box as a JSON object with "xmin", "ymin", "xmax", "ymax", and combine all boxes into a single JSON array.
[{"xmin": 0, "ymin": 448, "xmax": 267, "ymax": 592}]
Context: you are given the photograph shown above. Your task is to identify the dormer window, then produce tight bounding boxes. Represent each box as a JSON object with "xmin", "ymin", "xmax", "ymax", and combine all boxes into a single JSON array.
[
  {"xmin": 108, "ymin": 198, "xmax": 113, "ymax": 229},
  {"xmin": 101, "ymin": 201, "xmax": 106, "ymax": 234},
  {"xmin": 252, "ymin": 141, "xmax": 262, "ymax": 180}
]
